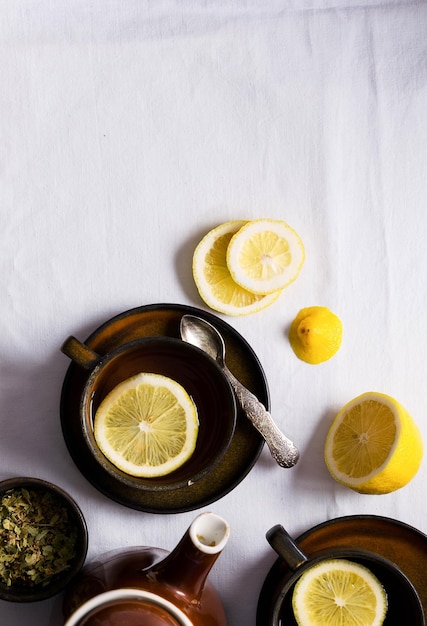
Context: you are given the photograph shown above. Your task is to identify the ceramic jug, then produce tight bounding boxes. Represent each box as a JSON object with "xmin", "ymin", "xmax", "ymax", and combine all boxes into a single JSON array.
[{"xmin": 63, "ymin": 512, "xmax": 230, "ymax": 626}]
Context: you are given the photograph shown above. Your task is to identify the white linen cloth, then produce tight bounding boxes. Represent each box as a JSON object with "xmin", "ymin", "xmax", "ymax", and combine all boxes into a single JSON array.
[{"xmin": 1, "ymin": 1, "xmax": 427, "ymax": 623}]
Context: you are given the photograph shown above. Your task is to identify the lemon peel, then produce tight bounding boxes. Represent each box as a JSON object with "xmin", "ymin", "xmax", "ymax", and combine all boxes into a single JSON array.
[{"xmin": 289, "ymin": 306, "xmax": 343, "ymax": 364}]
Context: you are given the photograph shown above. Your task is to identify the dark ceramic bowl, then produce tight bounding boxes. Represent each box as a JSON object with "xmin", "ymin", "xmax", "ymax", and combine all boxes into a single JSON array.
[
  {"xmin": 265, "ymin": 524, "xmax": 425, "ymax": 625},
  {"xmin": 0, "ymin": 477, "xmax": 88, "ymax": 602},
  {"xmin": 61, "ymin": 335, "xmax": 237, "ymax": 493}
]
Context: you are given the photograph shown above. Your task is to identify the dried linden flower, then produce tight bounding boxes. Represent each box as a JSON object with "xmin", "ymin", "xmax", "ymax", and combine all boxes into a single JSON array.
[{"xmin": 0, "ymin": 487, "xmax": 78, "ymax": 588}]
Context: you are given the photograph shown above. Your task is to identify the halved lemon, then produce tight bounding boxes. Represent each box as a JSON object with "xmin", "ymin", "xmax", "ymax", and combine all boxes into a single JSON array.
[
  {"xmin": 192, "ymin": 220, "xmax": 282, "ymax": 316},
  {"xmin": 292, "ymin": 558, "xmax": 387, "ymax": 626},
  {"xmin": 226, "ymin": 218, "xmax": 305, "ymax": 295},
  {"xmin": 324, "ymin": 392, "xmax": 423, "ymax": 494},
  {"xmin": 94, "ymin": 373, "xmax": 199, "ymax": 477}
]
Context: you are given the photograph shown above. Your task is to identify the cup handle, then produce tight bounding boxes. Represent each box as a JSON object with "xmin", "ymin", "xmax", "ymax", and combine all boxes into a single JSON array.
[
  {"xmin": 266, "ymin": 524, "xmax": 309, "ymax": 571},
  {"xmin": 61, "ymin": 336, "xmax": 101, "ymax": 370}
]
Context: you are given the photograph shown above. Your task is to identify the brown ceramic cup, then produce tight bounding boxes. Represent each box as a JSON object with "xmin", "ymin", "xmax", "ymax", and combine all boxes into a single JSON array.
[
  {"xmin": 266, "ymin": 524, "xmax": 425, "ymax": 625},
  {"xmin": 61, "ymin": 335, "xmax": 237, "ymax": 492}
]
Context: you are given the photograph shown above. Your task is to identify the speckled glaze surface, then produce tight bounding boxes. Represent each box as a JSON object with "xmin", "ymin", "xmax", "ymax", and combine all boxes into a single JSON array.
[
  {"xmin": 257, "ymin": 515, "xmax": 427, "ymax": 625},
  {"xmin": 60, "ymin": 303, "xmax": 268, "ymax": 513}
]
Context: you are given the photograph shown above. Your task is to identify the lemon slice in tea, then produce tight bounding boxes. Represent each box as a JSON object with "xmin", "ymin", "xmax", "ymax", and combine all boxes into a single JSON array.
[
  {"xmin": 94, "ymin": 373, "xmax": 199, "ymax": 477},
  {"xmin": 292, "ymin": 558, "xmax": 387, "ymax": 626}
]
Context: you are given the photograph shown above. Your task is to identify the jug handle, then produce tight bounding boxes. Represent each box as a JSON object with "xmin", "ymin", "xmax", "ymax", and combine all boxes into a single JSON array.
[{"xmin": 61, "ymin": 336, "xmax": 101, "ymax": 370}]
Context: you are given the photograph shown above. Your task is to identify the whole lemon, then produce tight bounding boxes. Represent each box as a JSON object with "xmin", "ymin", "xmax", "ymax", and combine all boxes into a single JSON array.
[{"xmin": 289, "ymin": 306, "xmax": 343, "ymax": 364}]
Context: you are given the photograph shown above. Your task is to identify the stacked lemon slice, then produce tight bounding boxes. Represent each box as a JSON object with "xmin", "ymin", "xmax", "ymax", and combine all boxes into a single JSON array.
[{"xmin": 193, "ymin": 218, "xmax": 305, "ymax": 316}]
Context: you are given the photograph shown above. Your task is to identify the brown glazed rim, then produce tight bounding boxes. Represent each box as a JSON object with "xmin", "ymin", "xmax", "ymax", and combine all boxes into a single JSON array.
[{"xmin": 60, "ymin": 303, "xmax": 269, "ymax": 513}]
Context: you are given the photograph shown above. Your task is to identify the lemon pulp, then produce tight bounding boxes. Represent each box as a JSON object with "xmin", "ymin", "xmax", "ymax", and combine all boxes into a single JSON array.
[{"xmin": 94, "ymin": 373, "xmax": 199, "ymax": 477}]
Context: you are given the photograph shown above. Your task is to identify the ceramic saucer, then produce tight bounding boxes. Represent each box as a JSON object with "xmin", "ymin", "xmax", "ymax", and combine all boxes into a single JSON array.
[
  {"xmin": 257, "ymin": 514, "xmax": 427, "ymax": 624},
  {"xmin": 60, "ymin": 303, "xmax": 268, "ymax": 513}
]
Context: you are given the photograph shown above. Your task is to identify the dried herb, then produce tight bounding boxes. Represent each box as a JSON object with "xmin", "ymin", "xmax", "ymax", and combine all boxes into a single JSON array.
[{"xmin": 0, "ymin": 487, "xmax": 79, "ymax": 588}]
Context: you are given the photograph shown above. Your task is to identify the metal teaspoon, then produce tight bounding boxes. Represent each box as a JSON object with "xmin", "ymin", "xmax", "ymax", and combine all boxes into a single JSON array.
[{"xmin": 179, "ymin": 314, "xmax": 300, "ymax": 468}]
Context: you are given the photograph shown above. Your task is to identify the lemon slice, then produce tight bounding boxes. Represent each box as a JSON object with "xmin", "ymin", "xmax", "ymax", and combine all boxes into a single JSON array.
[
  {"xmin": 94, "ymin": 373, "xmax": 199, "ymax": 477},
  {"xmin": 292, "ymin": 558, "xmax": 387, "ymax": 626},
  {"xmin": 226, "ymin": 218, "xmax": 305, "ymax": 295},
  {"xmin": 324, "ymin": 392, "xmax": 423, "ymax": 494},
  {"xmin": 289, "ymin": 306, "xmax": 343, "ymax": 364},
  {"xmin": 192, "ymin": 220, "xmax": 282, "ymax": 316}
]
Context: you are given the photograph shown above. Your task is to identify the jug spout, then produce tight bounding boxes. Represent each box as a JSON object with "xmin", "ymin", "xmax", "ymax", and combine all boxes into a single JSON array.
[
  {"xmin": 150, "ymin": 512, "xmax": 230, "ymax": 600},
  {"xmin": 190, "ymin": 511, "xmax": 230, "ymax": 555}
]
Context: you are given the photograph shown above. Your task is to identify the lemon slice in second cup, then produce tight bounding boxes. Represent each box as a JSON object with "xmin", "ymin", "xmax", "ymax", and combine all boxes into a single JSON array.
[
  {"xmin": 94, "ymin": 373, "xmax": 199, "ymax": 477},
  {"xmin": 292, "ymin": 558, "xmax": 387, "ymax": 626}
]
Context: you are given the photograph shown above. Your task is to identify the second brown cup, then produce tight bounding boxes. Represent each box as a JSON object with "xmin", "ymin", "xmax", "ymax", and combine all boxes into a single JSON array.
[{"xmin": 265, "ymin": 523, "xmax": 425, "ymax": 625}]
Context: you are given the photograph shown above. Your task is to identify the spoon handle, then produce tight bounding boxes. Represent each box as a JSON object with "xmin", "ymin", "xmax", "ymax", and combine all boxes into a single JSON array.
[{"xmin": 223, "ymin": 366, "xmax": 299, "ymax": 468}]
